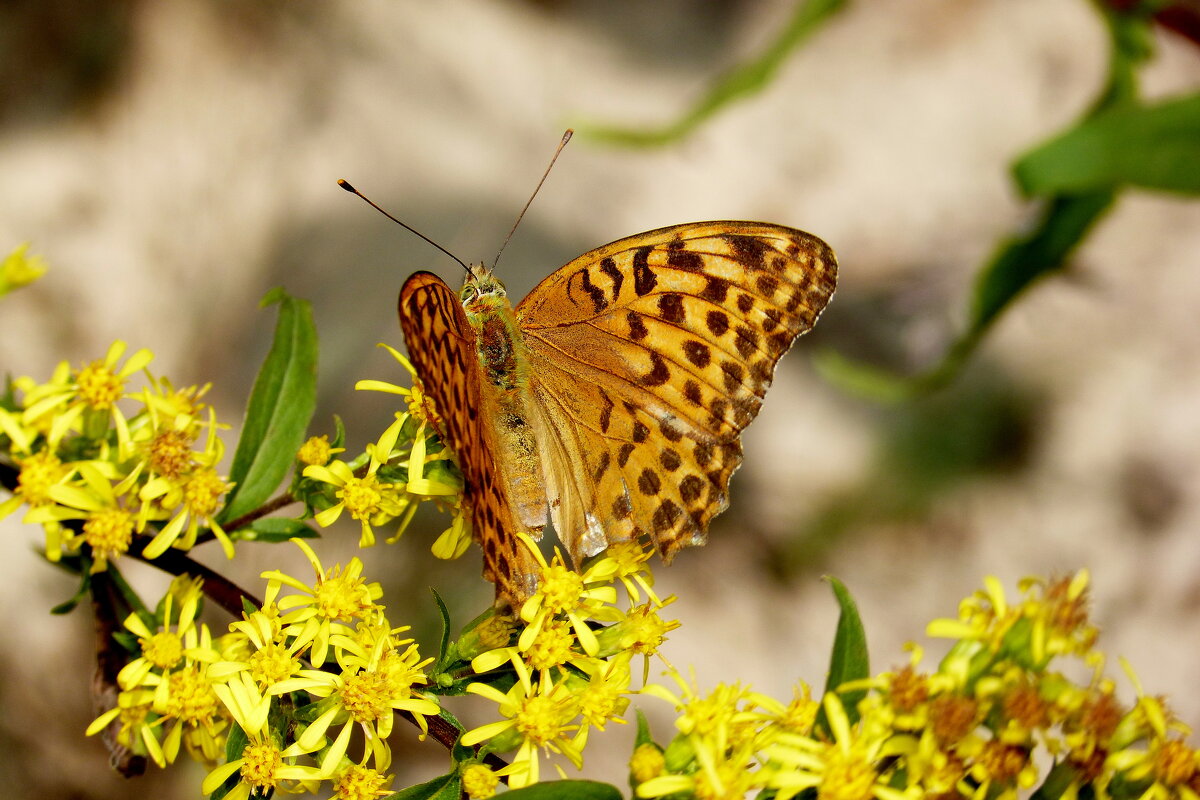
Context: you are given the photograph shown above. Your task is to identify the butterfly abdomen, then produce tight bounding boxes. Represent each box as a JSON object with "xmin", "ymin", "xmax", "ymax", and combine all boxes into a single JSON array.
[{"xmin": 464, "ymin": 286, "xmax": 548, "ymax": 533}]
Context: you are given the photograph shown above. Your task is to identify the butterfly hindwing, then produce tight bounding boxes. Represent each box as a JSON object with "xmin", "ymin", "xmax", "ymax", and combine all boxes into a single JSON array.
[
  {"xmin": 516, "ymin": 222, "xmax": 837, "ymax": 564},
  {"xmin": 398, "ymin": 272, "xmax": 539, "ymax": 602}
]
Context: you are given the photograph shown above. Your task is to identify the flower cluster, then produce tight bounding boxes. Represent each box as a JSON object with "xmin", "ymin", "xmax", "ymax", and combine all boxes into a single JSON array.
[
  {"xmin": 90, "ymin": 541, "xmax": 440, "ymax": 800},
  {"xmin": 0, "ymin": 341, "xmax": 234, "ymax": 569},
  {"xmin": 455, "ymin": 536, "xmax": 680, "ymax": 791},
  {"xmin": 301, "ymin": 345, "xmax": 470, "ymax": 555},
  {"xmin": 634, "ymin": 571, "xmax": 1200, "ymax": 800}
]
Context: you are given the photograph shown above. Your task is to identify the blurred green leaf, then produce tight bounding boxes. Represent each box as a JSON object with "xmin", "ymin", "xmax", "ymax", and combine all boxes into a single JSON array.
[
  {"xmin": 1014, "ymin": 93, "xmax": 1200, "ymax": 195},
  {"xmin": 577, "ymin": 0, "xmax": 848, "ymax": 147},
  {"xmin": 820, "ymin": 2, "xmax": 1149, "ymax": 399},
  {"xmin": 971, "ymin": 191, "xmax": 1115, "ymax": 326},
  {"xmin": 815, "ymin": 576, "xmax": 869, "ymax": 735},
  {"xmin": 502, "ymin": 781, "xmax": 623, "ymax": 800},
  {"xmin": 219, "ymin": 289, "xmax": 317, "ymax": 524},
  {"xmin": 235, "ymin": 517, "xmax": 319, "ymax": 542},
  {"xmin": 385, "ymin": 772, "xmax": 459, "ymax": 800}
]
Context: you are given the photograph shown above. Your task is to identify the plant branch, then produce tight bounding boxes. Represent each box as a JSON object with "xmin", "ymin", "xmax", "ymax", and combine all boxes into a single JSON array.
[{"xmin": 222, "ymin": 491, "xmax": 298, "ymax": 533}]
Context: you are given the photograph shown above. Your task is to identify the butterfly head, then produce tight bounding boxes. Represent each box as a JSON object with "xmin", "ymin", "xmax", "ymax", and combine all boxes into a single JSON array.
[{"xmin": 459, "ymin": 264, "xmax": 509, "ymax": 315}]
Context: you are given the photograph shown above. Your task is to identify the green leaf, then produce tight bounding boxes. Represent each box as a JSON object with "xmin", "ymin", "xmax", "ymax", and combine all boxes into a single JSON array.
[
  {"xmin": 1031, "ymin": 761, "xmax": 1080, "ymax": 800},
  {"xmin": 576, "ymin": 0, "xmax": 848, "ymax": 147},
  {"xmin": 235, "ymin": 517, "xmax": 320, "ymax": 542},
  {"xmin": 211, "ymin": 722, "xmax": 249, "ymax": 800},
  {"xmin": 50, "ymin": 570, "xmax": 92, "ymax": 615},
  {"xmin": 502, "ymin": 780, "xmax": 624, "ymax": 800},
  {"xmin": 219, "ymin": 289, "xmax": 317, "ymax": 524},
  {"xmin": 384, "ymin": 772, "xmax": 460, "ymax": 800},
  {"xmin": 816, "ymin": 576, "xmax": 869, "ymax": 734},
  {"xmin": 634, "ymin": 709, "xmax": 656, "ymax": 749},
  {"xmin": 970, "ymin": 191, "xmax": 1115, "ymax": 328},
  {"xmin": 1014, "ymin": 93, "xmax": 1200, "ymax": 196},
  {"xmin": 431, "ymin": 587, "xmax": 453, "ymax": 669},
  {"xmin": 819, "ymin": 191, "xmax": 1114, "ymax": 401}
]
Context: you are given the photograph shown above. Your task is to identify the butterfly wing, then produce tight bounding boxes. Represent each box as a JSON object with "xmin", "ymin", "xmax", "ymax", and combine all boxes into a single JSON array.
[
  {"xmin": 516, "ymin": 222, "xmax": 837, "ymax": 565},
  {"xmin": 398, "ymin": 272, "xmax": 539, "ymax": 604}
]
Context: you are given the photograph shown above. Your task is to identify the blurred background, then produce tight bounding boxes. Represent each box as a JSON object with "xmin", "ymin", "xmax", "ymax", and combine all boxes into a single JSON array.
[{"xmin": 2, "ymin": 0, "xmax": 1199, "ymax": 796}]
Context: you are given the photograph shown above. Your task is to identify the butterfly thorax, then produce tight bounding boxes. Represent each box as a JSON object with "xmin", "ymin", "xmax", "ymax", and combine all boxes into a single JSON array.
[{"xmin": 460, "ymin": 267, "xmax": 549, "ymax": 532}]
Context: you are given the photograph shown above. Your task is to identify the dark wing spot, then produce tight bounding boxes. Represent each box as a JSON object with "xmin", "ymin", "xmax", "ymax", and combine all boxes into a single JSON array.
[
  {"xmin": 701, "ymin": 277, "xmax": 730, "ymax": 303},
  {"xmin": 706, "ymin": 310, "xmax": 730, "ymax": 337},
  {"xmin": 599, "ymin": 393, "xmax": 614, "ymax": 433},
  {"xmin": 632, "ymin": 421, "xmax": 650, "ymax": 443},
  {"xmin": 694, "ymin": 442, "xmax": 714, "ymax": 467},
  {"xmin": 683, "ymin": 340, "xmax": 711, "ymax": 368},
  {"xmin": 733, "ymin": 396, "xmax": 758, "ymax": 427},
  {"xmin": 667, "ymin": 245, "xmax": 704, "ymax": 272},
  {"xmin": 579, "ymin": 269, "xmax": 608, "ymax": 313},
  {"xmin": 658, "ymin": 293, "xmax": 686, "ymax": 324},
  {"xmin": 752, "ymin": 360, "xmax": 773, "ymax": 386},
  {"xmin": 612, "ymin": 494, "xmax": 632, "ymax": 519},
  {"xmin": 737, "ymin": 294, "xmax": 754, "ymax": 314},
  {"xmin": 593, "ymin": 451, "xmax": 611, "ymax": 483},
  {"xmin": 683, "ymin": 380, "xmax": 703, "ymax": 405},
  {"xmin": 637, "ymin": 468, "xmax": 662, "ymax": 496},
  {"xmin": 600, "ymin": 257, "xmax": 624, "ymax": 301},
  {"xmin": 756, "ymin": 274, "xmax": 779, "ymax": 297},
  {"xmin": 709, "ymin": 398, "xmax": 729, "ymax": 424},
  {"xmin": 762, "ymin": 309, "xmax": 782, "ymax": 333},
  {"xmin": 639, "ymin": 352, "xmax": 671, "ymax": 386},
  {"xmin": 627, "ymin": 311, "xmax": 649, "ymax": 341},
  {"xmin": 633, "ymin": 247, "xmax": 657, "ymax": 296},
  {"xmin": 679, "ymin": 475, "xmax": 704, "ymax": 504},
  {"xmin": 617, "ymin": 443, "xmax": 636, "ymax": 467},
  {"xmin": 768, "ymin": 331, "xmax": 793, "ymax": 356},
  {"xmin": 659, "ymin": 420, "xmax": 684, "ymax": 442},
  {"xmin": 725, "ymin": 234, "xmax": 769, "ymax": 269},
  {"xmin": 652, "ymin": 500, "xmax": 681, "ymax": 533},
  {"xmin": 735, "ymin": 326, "xmax": 759, "ymax": 358},
  {"xmin": 721, "ymin": 361, "xmax": 744, "ymax": 393},
  {"xmin": 660, "ymin": 449, "xmax": 682, "ymax": 472}
]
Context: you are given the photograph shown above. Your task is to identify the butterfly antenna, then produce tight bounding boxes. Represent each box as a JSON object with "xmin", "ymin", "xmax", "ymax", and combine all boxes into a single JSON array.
[
  {"xmin": 337, "ymin": 179, "xmax": 476, "ymax": 278},
  {"xmin": 491, "ymin": 129, "xmax": 573, "ymax": 271}
]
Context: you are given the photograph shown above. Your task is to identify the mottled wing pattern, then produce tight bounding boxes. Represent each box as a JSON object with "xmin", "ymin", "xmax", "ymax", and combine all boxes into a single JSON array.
[
  {"xmin": 398, "ymin": 272, "xmax": 539, "ymax": 603},
  {"xmin": 516, "ymin": 222, "xmax": 837, "ymax": 565}
]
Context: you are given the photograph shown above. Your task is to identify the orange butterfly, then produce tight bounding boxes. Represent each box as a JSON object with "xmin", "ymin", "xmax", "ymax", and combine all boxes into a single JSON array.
[{"xmin": 397, "ymin": 221, "xmax": 836, "ymax": 608}]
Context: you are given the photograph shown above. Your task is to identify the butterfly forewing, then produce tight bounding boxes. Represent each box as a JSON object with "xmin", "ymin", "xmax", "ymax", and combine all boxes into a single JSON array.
[
  {"xmin": 516, "ymin": 222, "xmax": 837, "ymax": 565},
  {"xmin": 397, "ymin": 272, "xmax": 540, "ymax": 603}
]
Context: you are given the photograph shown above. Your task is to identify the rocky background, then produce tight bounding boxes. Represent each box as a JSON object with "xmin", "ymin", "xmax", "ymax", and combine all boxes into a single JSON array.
[{"xmin": 2, "ymin": 1, "xmax": 1199, "ymax": 796}]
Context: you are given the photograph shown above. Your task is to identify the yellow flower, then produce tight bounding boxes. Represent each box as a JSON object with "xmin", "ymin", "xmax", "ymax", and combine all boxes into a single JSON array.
[
  {"xmin": 203, "ymin": 672, "xmax": 326, "ymax": 799},
  {"xmin": 0, "ymin": 242, "xmax": 47, "ymax": 295},
  {"xmin": 461, "ymin": 763, "xmax": 500, "ymax": 799},
  {"xmin": 461, "ymin": 675, "xmax": 583, "ymax": 788},
  {"xmin": 260, "ymin": 539, "xmax": 384, "ymax": 666},
  {"xmin": 22, "ymin": 461, "xmax": 136, "ymax": 571},
  {"xmin": 139, "ymin": 466, "xmax": 234, "ymax": 559},
  {"xmin": 331, "ymin": 762, "xmax": 394, "ymax": 800},
  {"xmin": 298, "ymin": 434, "xmax": 343, "ymax": 466},
  {"xmin": 21, "ymin": 340, "xmax": 152, "ymax": 453},
  {"xmin": 270, "ymin": 627, "xmax": 439, "ymax": 771}
]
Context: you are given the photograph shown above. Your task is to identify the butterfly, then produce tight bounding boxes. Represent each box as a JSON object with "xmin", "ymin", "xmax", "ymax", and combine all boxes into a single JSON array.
[{"xmin": 398, "ymin": 221, "xmax": 836, "ymax": 608}]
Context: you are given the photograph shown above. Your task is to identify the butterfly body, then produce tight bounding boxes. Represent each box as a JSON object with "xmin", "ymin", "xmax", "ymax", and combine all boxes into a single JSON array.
[{"xmin": 398, "ymin": 222, "xmax": 837, "ymax": 609}]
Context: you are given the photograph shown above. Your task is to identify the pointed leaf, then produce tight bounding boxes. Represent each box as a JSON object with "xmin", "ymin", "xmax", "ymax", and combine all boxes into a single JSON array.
[
  {"xmin": 816, "ymin": 576, "xmax": 868, "ymax": 735},
  {"xmin": 502, "ymin": 780, "xmax": 623, "ymax": 800},
  {"xmin": 384, "ymin": 772, "xmax": 458, "ymax": 800},
  {"xmin": 236, "ymin": 517, "xmax": 320, "ymax": 542},
  {"xmin": 219, "ymin": 289, "xmax": 317, "ymax": 523}
]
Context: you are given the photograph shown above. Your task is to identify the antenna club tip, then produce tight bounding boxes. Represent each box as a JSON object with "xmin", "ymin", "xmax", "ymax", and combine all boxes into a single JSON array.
[{"xmin": 337, "ymin": 179, "xmax": 357, "ymax": 193}]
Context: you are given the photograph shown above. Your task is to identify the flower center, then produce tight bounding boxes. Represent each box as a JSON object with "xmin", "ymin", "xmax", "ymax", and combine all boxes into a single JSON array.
[
  {"xmin": 183, "ymin": 469, "xmax": 227, "ymax": 518},
  {"xmin": 338, "ymin": 474, "xmax": 384, "ymax": 520},
  {"xmin": 537, "ymin": 564, "xmax": 584, "ymax": 616},
  {"xmin": 333, "ymin": 764, "xmax": 390, "ymax": 800},
  {"xmin": 340, "ymin": 670, "xmax": 390, "ymax": 723},
  {"xmin": 76, "ymin": 360, "xmax": 123, "ymax": 409},
  {"xmin": 17, "ymin": 450, "xmax": 68, "ymax": 506},
  {"xmin": 247, "ymin": 643, "xmax": 300, "ymax": 687},
  {"xmin": 84, "ymin": 508, "xmax": 134, "ymax": 558},
  {"xmin": 239, "ymin": 740, "xmax": 284, "ymax": 790},
  {"xmin": 142, "ymin": 630, "xmax": 185, "ymax": 669},
  {"xmin": 148, "ymin": 429, "xmax": 195, "ymax": 478},
  {"xmin": 164, "ymin": 665, "xmax": 221, "ymax": 726},
  {"xmin": 818, "ymin": 744, "xmax": 877, "ymax": 800}
]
